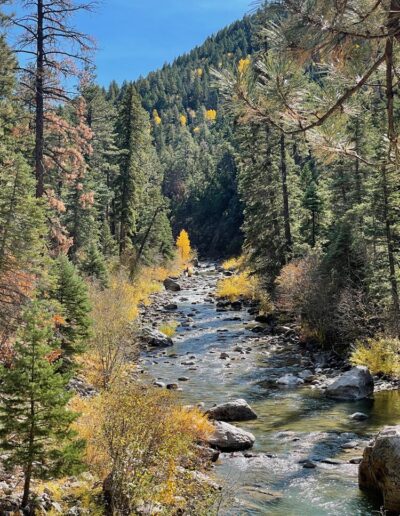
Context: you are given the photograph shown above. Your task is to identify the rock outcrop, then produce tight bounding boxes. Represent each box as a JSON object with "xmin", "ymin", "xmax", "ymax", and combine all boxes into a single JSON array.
[
  {"xmin": 326, "ymin": 366, "xmax": 374, "ymax": 400},
  {"xmin": 359, "ymin": 426, "xmax": 400, "ymax": 513},
  {"xmin": 206, "ymin": 399, "xmax": 257, "ymax": 422}
]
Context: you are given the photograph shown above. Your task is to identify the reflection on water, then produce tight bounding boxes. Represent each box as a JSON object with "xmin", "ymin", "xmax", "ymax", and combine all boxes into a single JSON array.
[{"xmin": 143, "ymin": 266, "xmax": 400, "ymax": 515}]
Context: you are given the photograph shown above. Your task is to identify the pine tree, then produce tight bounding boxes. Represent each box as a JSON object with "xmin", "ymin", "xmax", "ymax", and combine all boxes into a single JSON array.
[
  {"xmin": 115, "ymin": 84, "xmax": 149, "ymax": 256},
  {"xmin": 0, "ymin": 301, "xmax": 84, "ymax": 510},
  {"xmin": 80, "ymin": 241, "xmax": 109, "ymax": 287},
  {"xmin": 0, "ymin": 35, "xmax": 45, "ymax": 343},
  {"xmin": 49, "ymin": 256, "xmax": 91, "ymax": 356}
]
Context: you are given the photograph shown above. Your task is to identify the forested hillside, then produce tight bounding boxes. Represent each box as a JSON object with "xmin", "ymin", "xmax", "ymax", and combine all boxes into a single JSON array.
[{"xmin": 1, "ymin": 0, "xmax": 400, "ymax": 514}]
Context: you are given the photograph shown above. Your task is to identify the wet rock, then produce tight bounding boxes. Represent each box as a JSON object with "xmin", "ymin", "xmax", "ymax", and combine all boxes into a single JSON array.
[
  {"xmin": 341, "ymin": 440, "xmax": 359, "ymax": 449},
  {"xmin": 163, "ymin": 277, "xmax": 181, "ymax": 292},
  {"xmin": 326, "ymin": 366, "xmax": 374, "ymax": 400},
  {"xmin": 349, "ymin": 457, "xmax": 363, "ymax": 464},
  {"xmin": 219, "ymin": 352, "xmax": 230, "ymax": 359},
  {"xmin": 298, "ymin": 369, "xmax": 315, "ymax": 382},
  {"xmin": 141, "ymin": 328, "xmax": 173, "ymax": 348},
  {"xmin": 154, "ymin": 381, "xmax": 166, "ymax": 388},
  {"xmin": 166, "ymin": 383, "xmax": 179, "ymax": 390},
  {"xmin": 301, "ymin": 460, "xmax": 317, "ymax": 469},
  {"xmin": 195, "ymin": 445, "xmax": 220, "ymax": 463},
  {"xmin": 164, "ymin": 303, "xmax": 178, "ymax": 311},
  {"xmin": 230, "ymin": 301, "xmax": 242, "ymax": 311},
  {"xmin": 359, "ymin": 426, "xmax": 400, "ymax": 513},
  {"xmin": 206, "ymin": 399, "xmax": 258, "ymax": 422},
  {"xmin": 276, "ymin": 374, "xmax": 304, "ymax": 387},
  {"xmin": 181, "ymin": 360, "xmax": 195, "ymax": 366},
  {"xmin": 208, "ymin": 421, "xmax": 255, "ymax": 452},
  {"xmin": 350, "ymin": 412, "xmax": 369, "ymax": 421},
  {"xmin": 178, "ymin": 376, "xmax": 189, "ymax": 382}
]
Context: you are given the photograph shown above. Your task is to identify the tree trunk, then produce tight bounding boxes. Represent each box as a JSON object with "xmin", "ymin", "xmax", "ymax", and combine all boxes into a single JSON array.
[
  {"xmin": 35, "ymin": 0, "xmax": 45, "ymax": 198},
  {"xmin": 384, "ymin": 33, "xmax": 400, "ymax": 321},
  {"xmin": 279, "ymin": 133, "xmax": 292, "ymax": 260}
]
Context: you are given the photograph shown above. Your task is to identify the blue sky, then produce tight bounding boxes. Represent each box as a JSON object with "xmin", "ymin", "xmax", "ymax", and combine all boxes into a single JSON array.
[{"xmin": 76, "ymin": 0, "xmax": 252, "ymax": 85}]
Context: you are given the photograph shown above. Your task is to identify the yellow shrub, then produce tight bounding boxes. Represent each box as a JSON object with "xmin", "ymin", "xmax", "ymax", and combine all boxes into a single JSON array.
[
  {"xmin": 222, "ymin": 256, "xmax": 245, "ymax": 271},
  {"xmin": 160, "ymin": 321, "xmax": 178, "ymax": 338},
  {"xmin": 216, "ymin": 271, "xmax": 258, "ymax": 301},
  {"xmin": 351, "ymin": 337, "xmax": 400, "ymax": 377},
  {"xmin": 71, "ymin": 379, "xmax": 213, "ymax": 514},
  {"xmin": 176, "ymin": 229, "xmax": 192, "ymax": 264}
]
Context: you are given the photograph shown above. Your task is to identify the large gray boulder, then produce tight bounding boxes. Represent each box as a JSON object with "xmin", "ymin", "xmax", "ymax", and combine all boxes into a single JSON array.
[
  {"xmin": 359, "ymin": 426, "xmax": 400, "ymax": 513},
  {"xmin": 163, "ymin": 277, "xmax": 181, "ymax": 292},
  {"xmin": 206, "ymin": 399, "xmax": 257, "ymax": 422},
  {"xmin": 326, "ymin": 366, "xmax": 374, "ymax": 400},
  {"xmin": 141, "ymin": 328, "xmax": 173, "ymax": 348},
  {"xmin": 208, "ymin": 421, "xmax": 255, "ymax": 452}
]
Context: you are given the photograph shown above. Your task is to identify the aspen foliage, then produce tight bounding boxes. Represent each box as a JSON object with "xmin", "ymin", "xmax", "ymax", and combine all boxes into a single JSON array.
[
  {"xmin": 152, "ymin": 109, "xmax": 162, "ymax": 125},
  {"xmin": 176, "ymin": 229, "xmax": 192, "ymax": 264},
  {"xmin": 205, "ymin": 109, "xmax": 217, "ymax": 122},
  {"xmin": 179, "ymin": 114, "xmax": 187, "ymax": 127}
]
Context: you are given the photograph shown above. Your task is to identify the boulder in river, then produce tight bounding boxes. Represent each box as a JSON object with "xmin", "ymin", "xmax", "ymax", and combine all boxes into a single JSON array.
[
  {"xmin": 206, "ymin": 399, "xmax": 258, "ymax": 422},
  {"xmin": 326, "ymin": 366, "xmax": 374, "ymax": 400},
  {"xmin": 164, "ymin": 303, "xmax": 178, "ymax": 311},
  {"xmin": 208, "ymin": 421, "xmax": 255, "ymax": 452},
  {"xmin": 163, "ymin": 277, "xmax": 181, "ymax": 292},
  {"xmin": 141, "ymin": 328, "xmax": 173, "ymax": 348},
  {"xmin": 276, "ymin": 374, "xmax": 304, "ymax": 387},
  {"xmin": 359, "ymin": 425, "xmax": 400, "ymax": 513}
]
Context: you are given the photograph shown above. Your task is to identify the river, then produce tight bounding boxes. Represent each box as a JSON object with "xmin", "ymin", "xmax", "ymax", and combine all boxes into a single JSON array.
[{"xmin": 140, "ymin": 263, "xmax": 400, "ymax": 515}]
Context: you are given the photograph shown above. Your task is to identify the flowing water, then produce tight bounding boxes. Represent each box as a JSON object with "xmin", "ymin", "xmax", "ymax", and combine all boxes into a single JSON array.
[{"xmin": 140, "ymin": 264, "xmax": 400, "ymax": 515}]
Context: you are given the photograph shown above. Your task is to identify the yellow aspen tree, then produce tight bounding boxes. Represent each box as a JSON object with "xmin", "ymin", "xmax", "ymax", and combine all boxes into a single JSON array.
[
  {"xmin": 152, "ymin": 109, "xmax": 161, "ymax": 125},
  {"xmin": 179, "ymin": 114, "xmax": 187, "ymax": 127},
  {"xmin": 238, "ymin": 57, "xmax": 250, "ymax": 75},
  {"xmin": 176, "ymin": 229, "xmax": 191, "ymax": 263},
  {"xmin": 205, "ymin": 109, "xmax": 217, "ymax": 122}
]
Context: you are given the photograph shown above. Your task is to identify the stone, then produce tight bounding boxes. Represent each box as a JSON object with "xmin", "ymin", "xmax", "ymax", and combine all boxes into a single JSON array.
[
  {"xmin": 301, "ymin": 460, "xmax": 317, "ymax": 469},
  {"xmin": 208, "ymin": 421, "xmax": 255, "ymax": 452},
  {"xmin": 166, "ymin": 383, "xmax": 179, "ymax": 390},
  {"xmin": 326, "ymin": 366, "xmax": 374, "ymax": 400},
  {"xmin": 178, "ymin": 376, "xmax": 189, "ymax": 382},
  {"xmin": 219, "ymin": 352, "xmax": 230, "ymax": 359},
  {"xmin": 154, "ymin": 381, "xmax": 166, "ymax": 388},
  {"xmin": 350, "ymin": 412, "xmax": 369, "ymax": 421},
  {"xmin": 164, "ymin": 303, "xmax": 178, "ymax": 311},
  {"xmin": 276, "ymin": 374, "xmax": 304, "ymax": 387},
  {"xmin": 230, "ymin": 301, "xmax": 242, "ymax": 311},
  {"xmin": 141, "ymin": 328, "xmax": 173, "ymax": 348},
  {"xmin": 298, "ymin": 369, "xmax": 315, "ymax": 382},
  {"xmin": 255, "ymin": 313, "xmax": 274, "ymax": 324},
  {"xmin": 359, "ymin": 426, "xmax": 400, "ymax": 513},
  {"xmin": 163, "ymin": 277, "xmax": 181, "ymax": 292},
  {"xmin": 206, "ymin": 399, "xmax": 257, "ymax": 422}
]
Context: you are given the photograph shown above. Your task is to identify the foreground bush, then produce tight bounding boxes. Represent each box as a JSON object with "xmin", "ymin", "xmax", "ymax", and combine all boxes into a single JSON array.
[
  {"xmin": 72, "ymin": 379, "xmax": 215, "ymax": 514},
  {"xmin": 351, "ymin": 337, "xmax": 400, "ymax": 377}
]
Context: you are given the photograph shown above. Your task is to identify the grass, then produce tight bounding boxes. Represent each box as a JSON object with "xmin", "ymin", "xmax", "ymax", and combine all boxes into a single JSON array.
[{"xmin": 351, "ymin": 337, "xmax": 400, "ymax": 377}]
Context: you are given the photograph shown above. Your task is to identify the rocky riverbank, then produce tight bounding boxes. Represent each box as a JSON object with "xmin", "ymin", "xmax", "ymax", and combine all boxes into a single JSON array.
[{"xmin": 139, "ymin": 262, "xmax": 400, "ymax": 515}]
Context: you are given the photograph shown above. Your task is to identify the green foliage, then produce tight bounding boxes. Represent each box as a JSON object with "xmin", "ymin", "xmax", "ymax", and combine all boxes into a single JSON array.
[
  {"xmin": 0, "ymin": 301, "xmax": 85, "ymax": 507},
  {"xmin": 49, "ymin": 256, "xmax": 91, "ymax": 355},
  {"xmin": 80, "ymin": 242, "xmax": 109, "ymax": 287}
]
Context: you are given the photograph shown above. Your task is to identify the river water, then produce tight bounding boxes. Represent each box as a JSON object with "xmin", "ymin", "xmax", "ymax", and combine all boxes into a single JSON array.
[{"xmin": 140, "ymin": 264, "xmax": 400, "ymax": 515}]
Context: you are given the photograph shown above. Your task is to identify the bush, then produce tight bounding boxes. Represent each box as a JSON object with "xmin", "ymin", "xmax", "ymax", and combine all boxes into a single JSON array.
[
  {"xmin": 351, "ymin": 337, "xmax": 400, "ymax": 377},
  {"xmin": 216, "ymin": 271, "xmax": 258, "ymax": 302},
  {"xmin": 221, "ymin": 256, "xmax": 244, "ymax": 271},
  {"xmin": 72, "ymin": 379, "xmax": 214, "ymax": 514}
]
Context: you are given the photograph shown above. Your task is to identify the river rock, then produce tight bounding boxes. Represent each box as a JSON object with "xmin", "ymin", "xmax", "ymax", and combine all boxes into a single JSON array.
[
  {"xmin": 163, "ymin": 277, "xmax": 181, "ymax": 292},
  {"xmin": 359, "ymin": 425, "xmax": 400, "ymax": 513},
  {"xmin": 206, "ymin": 399, "xmax": 258, "ymax": 422},
  {"xmin": 326, "ymin": 366, "xmax": 374, "ymax": 400},
  {"xmin": 164, "ymin": 303, "xmax": 178, "ymax": 311},
  {"xmin": 208, "ymin": 421, "xmax": 255, "ymax": 452},
  {"xmin": 276, "ymin": 374, "xmax": 304, "ymax": 387},
  {"xmin": 142, "ymin": 328, "xmax": 173, "ymax": 348},
  {"xmin": 350, "ymin": 412, "xmax": 369, "ymax": 421}
]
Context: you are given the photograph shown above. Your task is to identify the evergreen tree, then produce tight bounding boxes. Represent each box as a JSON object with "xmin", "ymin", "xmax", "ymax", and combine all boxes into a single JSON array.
[
  {"xmin": 0, "ymin": 301, "xmax": 84, "ymax": 509},
  {"xmin": 49, "ymin": 256, "xmax": 91, "ymax": 356}
]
